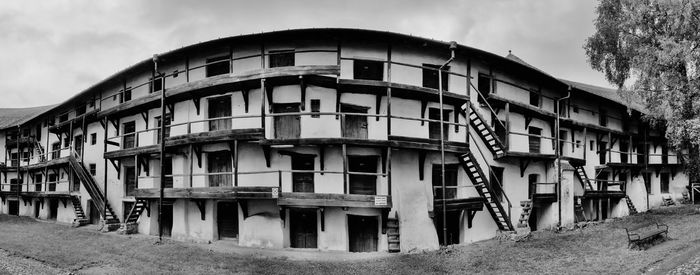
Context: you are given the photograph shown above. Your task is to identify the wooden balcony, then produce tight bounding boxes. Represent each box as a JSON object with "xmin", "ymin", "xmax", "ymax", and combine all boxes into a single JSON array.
[
  {"xmin": 132, "ymin": 186, "xmax": 277, "ymax": 200},
  {"xmin": 278, "ymin": 192, "xmax": 392, "ymax": 209}
]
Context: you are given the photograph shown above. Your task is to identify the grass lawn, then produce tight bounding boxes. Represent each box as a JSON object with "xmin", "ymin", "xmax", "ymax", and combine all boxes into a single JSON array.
[{"xmin": 0, "ymin": 205, "xmax": 699, "ymax": 274}]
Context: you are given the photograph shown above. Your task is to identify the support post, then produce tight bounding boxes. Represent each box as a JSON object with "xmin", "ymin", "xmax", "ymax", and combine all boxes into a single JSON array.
[{"xmin": 155, "ymin": 54, "xmax": 166, "ymax": 241}]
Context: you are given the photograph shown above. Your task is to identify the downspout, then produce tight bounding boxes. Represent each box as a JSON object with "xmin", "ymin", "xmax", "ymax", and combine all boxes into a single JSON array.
[
  {"xmin": 154, "ymin": 54, "xmax": 166, "ymax": 242},
  {"xmin": 556, "ymin": 87, "xmax": 571, "ymax": 227},
  {"xmin": 439, "ymin": 41, "xmax": 457, "ymax": 244},
  {"xmin": 16, "ymin": 125, "xmax": 21, "ymax": 198}
]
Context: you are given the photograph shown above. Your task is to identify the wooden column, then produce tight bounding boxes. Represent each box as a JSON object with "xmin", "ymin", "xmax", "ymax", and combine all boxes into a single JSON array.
[
  {"xmin": 386, "ymin": 44, "xmax": 392, "ymax": 136},
  {"xmin": 102, "ymin": 116, "xmax": 109, "ymax": 221},
  {"xmin": 342, "ymin": 144, "xmax": 348, "ymax": 194},
  {"xmin": 234, "ymin": 140, "xmax": 239, "ymax": 187},
  {"xmin": 505, "ymin": 102, "xmax": 510, "ymax": 150},
  {"xmin": 583, "ymin": 127, "xmax": 587, "ymax": 162}
]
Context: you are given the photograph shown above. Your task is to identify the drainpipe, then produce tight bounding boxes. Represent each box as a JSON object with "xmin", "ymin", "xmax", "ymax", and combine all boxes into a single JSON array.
[
  {"xmin": 555, "ymin": 87, "xmax": 571, "ymax": 227},
  {"xmin": 16, "ymin": 125, "xmax": 21, "ymax": 199},
  {"xmin": 154, "ymin": 54, "xmax": 166, "ymax": 242},
  {"xmin": 439, "ymin": 41, "xmax": 457, "ymax": 244}
]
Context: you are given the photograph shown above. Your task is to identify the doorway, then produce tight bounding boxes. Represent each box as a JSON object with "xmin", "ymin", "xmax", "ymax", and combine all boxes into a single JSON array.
[
  {"xmin": 217, "ymin": 202, "xmax": 239, "ymax": 239},
  {"xmin": 49, "ymin": 199, "xmax": 58, "ymax": 220},
  {"xmin": 341, "ymin": 104, "xmax": 369, "ymax": 139},
  {"xmin": 34, "ymin": 202, "xmax": 40, "ymax": 218},
  {"xmin": 432, "ymin": 211, "xmax": 461, "ymax": 245},
  {"xmin": 161, "ymin": 204, "xmax": 173, "ymax": 237},
  {"xmin": 348, "ymin": 156, "xmax": 378, "ymax": 195},
  {"xmin": 125, "ymin": 166, "xmax": 136, "ymax": 196},
  {"xmin": 428, "ymin": 108, "xmax": 450, "ymax": 140},
  {"xmin": 8, "ymin": 200, "xmax": 19, "ymax": 216},
  {"xmin": 599, "ymin": 142, "xmax": 608, "ymax": 164},
  {"xmin": 74, "ymin": 134, "xmax": 83, "ymax": 158},
  {"xmin": 90, "ymin": 199, "xmax": 100, "ymax": 224},
  {"xmin": 274, "ymin": 103, "xmax": 301, "ymax": 139},
  {"xmin": 289, "ymin": 208, "xmax": 317, "ymax": 248},
  {"xmin": 208, "ymin": 96, "xmax": 232, "ymax": 131},
  {"xmin": 207, "ymin": 151, "xmax": 232, "ymax": 187},
  {"xmin": 348, "ymin": 215, "xmax": 379, "ymax": 252},
  {"xmin": 528, "ymin": 127, "xmax": 542, "ymax": 153}
]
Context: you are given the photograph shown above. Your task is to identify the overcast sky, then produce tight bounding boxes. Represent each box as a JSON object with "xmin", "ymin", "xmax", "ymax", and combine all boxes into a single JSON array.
[{"xmin": 0, "ymin": 0, "xmax": 611, "ymax": 108}]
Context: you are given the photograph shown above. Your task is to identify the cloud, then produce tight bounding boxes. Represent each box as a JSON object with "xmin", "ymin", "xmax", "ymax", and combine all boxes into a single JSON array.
[{"xmin": 0, "ymin": 0, "xmax": 613, "ymax": 108}]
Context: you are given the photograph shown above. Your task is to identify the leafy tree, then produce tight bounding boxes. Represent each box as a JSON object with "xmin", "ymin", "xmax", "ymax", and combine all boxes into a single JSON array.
[{"xmin": 585, "ymin": 0, "xmax": 700, "ymax": 181}]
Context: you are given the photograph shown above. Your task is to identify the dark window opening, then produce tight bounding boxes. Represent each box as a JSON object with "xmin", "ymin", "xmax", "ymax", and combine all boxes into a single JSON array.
[
  {"xmin": 590, "ymin": 140, "xmax": 595, "ymax": 151},
  {"xmin": 208, "ymin": 96, "xmax": 232, "ymax": 131},
  {"xmin": 10, "ymin": 153, "xmax": 18, "ymax": 167},
  {"xmin": 428, "ymin": 108, "xmax": 450, "ymax": 140},
  {"xmin": 125, "ymin": 166, "xmax": 136, "ymax": 196},
  {"xmin": 489, "ymin": 166, "xmax": 505, "ymax": 201},
  {"xmin": 599, "ymin": 109, "xmax": 607, "ymax": 126},
  {"xmin": 89, "ymin": 163, "xmax": 97, "ymax": 176},
  {"xmin": 75, "ymin": 104, "xmax": 86, "ymax": 116},
  {"xmin": 353, "ymin": 59, "xmax": 383, "ymax": 81},
  {"xmin": 528, "ymin": 127, "xmax": 542, "ymax": 153},
  {"xmin": 122, "ymin": 89, "xmax": 132, "ymax": 102},
  {"xmin": 51, "ymin": 142, "xmax": 60, "ymax": 160},
  {"xmin": 207, "ymin": 151, "xmax": 232, "ymax": 187},
  {"xmin": 661, "ymin": 145, "xmax": 668, "ymax": 164},
  {"xmin": 620, "ymin": 141, "xmax": 629, "ymax": 164},
  {"xmin": 35, "ymin": 174, "xmax": 43, "ymax": 192},
  {"xmin": 528, "ymin": 174, "xmax": 539, "ymax": 199},
  {"xmin": 155, "ymin": 114, "xmax": 172, "ymax": 143},
  {"xmin": 48, "ymin": 174, "xmax": 57, "ymax": 191},
  {"xmin": 573, "ymin": 105, "xmax": 579, "ymax": 113},
  {"xmin": 477, "ymin": 73, "xmax": 492, "ymax": 95},
  {"xmin": 269, "ymin": 50, "xmax": 295, "ymax": 68},
  {"xmin": 432, "ymin": 164, "xmax": 458, "ymax": 199},
  {"xmin": 35, "ymin": 125, "xmax": 42, "ymax": 142},
  {"xmin": 63, "ymin": 137, "xmax": 70, "ymax": 148},
  {"xmin": 292, "ymin": 155, "xmax": 314, "ymax": 192},
  {"xmin": 310, "ymin": 99, "xmax": 321, "ymax": 118},
  {"xmin": 163, "ymin": 157, "xmax": 173, "ymax": 188},
  {"xmin": 529, "ymin": 91, "xmax": 540, "ymax": 107},
  {"xmin": 59, "ymin": 114, "xmax": 68, "ymax": 123},
  {"xmin": 206, "ymin": 55, "xmax": 230, "ymax": 77},
  {"xmin": 599, "ymin": 141, "xmax": 608, "ymax": 164},
  {"xmin": 90, "ymin": 133, "xmax": 97, "ymax": 145},
  {"xmin": 151, "ymin": 77, "xmax": 163, "ymax": 93},
  {"xmin": 422, "ymin": 64, "xmax": 449, "ymax": 91}
]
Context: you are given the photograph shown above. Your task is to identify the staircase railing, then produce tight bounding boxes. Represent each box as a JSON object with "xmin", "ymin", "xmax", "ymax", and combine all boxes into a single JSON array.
[
  {"xmin": 67, "ymin": 149, "xmax": 115, "ymax": 222},
  {"xmin": 468, "ymin": 130, "xmax": 512, "ymax": 221},
  {"xmin": 469, "ymin": 82, "xmax": 508, "ymax": 146}
]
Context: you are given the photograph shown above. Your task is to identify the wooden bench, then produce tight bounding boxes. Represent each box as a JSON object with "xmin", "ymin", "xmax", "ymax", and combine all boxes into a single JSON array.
[{"xmin": 625, "ymin": 222, "xmax": 668, "ymax": 249}]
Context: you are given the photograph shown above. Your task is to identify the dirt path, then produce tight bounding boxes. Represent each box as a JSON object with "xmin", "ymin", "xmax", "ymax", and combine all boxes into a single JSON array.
[{"xmin": 0, "ymin": 248, "xmax": 66, "ymax": 275}]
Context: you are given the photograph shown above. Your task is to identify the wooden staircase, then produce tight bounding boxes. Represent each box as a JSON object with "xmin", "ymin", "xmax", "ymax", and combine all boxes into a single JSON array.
[
  {"xmin": 625, "ymin": 195, "xmax": 638, "ymax": 215},
  {"xmin": 458, "ymin": 151, "xmax": 514, "ymax": 231},
  {"xmin": 387, "ymin": 216, "xmax": 400, "ymax": 253},
  {"xmin": 67, "ymin": 154, "xmax": 120, "ymax": 224},
  {"xmin": 465, "ymin": 102, "xmax": 505, "ymax": 157},
  {"xmin": 517, "ymin": 200, "xmax": 533, "ymax": 228},
  {"xmin": 70, "ymin": 196, "xmax": 89, "ymax": 226},
  {"xmin": 573, "ymin": 165, "xmax": 594, "ymax": 192},
  {"xmin": 32, "ymin": 138, "xmax": 45, "ymax": 162},
  {"xmin": 124, "ymin": 199, "xmax": 149, "ymax": 224}
]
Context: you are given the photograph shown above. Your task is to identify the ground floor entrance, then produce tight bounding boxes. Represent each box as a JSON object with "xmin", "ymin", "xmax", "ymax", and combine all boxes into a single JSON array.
[
  {"xmin": 348, "ymin": 215, "xmax": 378, "ymax": 252},
  {"xmin": 161, "ymin": 204, "xmax": 173, "ymax": 237},
  {"xmin": 289, "ymin": 208, "xmax": 317, "ymax": 248},
  {"xmin": 34, "ymin": 202, "xmax": 40, "ymax": 218},
  {"xmin": 89, "ymin": 200, "xmax": 100, "ymax": 224},
  {"xmin": 48, "ymin": 199, "xmax": 58, "ymax": 220},
  {"xmin": 8, "ymin": 200, "xmax": 19, "ymax": 216},
  {"xmin": 217, "ymin": 202, "xmax": 238, "ymax": 239},
  {"xmin": 433, "ymin": 210, "xmax": 461, "ymax": 245}
]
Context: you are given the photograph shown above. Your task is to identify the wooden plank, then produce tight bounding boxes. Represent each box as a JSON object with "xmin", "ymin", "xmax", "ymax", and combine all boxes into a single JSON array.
[
  {"xmin": 338, "ymin": 79, "xmax": 468, "ymax": 105},
  {"xmin": 278, "ymin": 192, "xmax": 392, "ymax": 208},
  {"xmin": 133, "ymin": 187, "xmax": 276, "ymax": 199}
]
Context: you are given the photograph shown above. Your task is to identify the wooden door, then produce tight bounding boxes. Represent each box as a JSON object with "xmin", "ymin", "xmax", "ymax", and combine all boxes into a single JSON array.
[
  {"xmin": 292, "ymin": 155, "xmax": 314, "ymax": 192},
  {"xmin": 597, "ymin": 172, "xmax": 609, "ymax": 191},
  {"xmin": 34, "ymin": 202, "xmax": 40, "ymax": 218},
  {"xmin": 599, "ymin": 142, "xmax": 607, "ymax": 164},
  {"xmin": 348, "ymin": 156, "xmax": 377, "ymax": 195},
  {"xmin": 74, "ymin": 135, "xmax": 83, "ymax": 157},
  {"xmin": 122, "ymin": 122, "xmax": 136, "ymax": 149},
  {"xmin": 49, "ymin": 199, "xmax": 58, "ymax": 220},
  {"xmin": 161, "ymin": 204, "xmax": 173, "ymax": 237},
  {"xmin": 341, "ymin": 104, "xmax": 369, "ymax": 139},
  {"xmin": 163, "ymin": 157, "xmax": 173, "ymax": 188},
  {"xmin": 217, "ymin": 202, "xmax": 238, "ymax": 239},
  {"xmin": 348, "ymin": 215, "xmax": 378, "ymax": 252},
  {"xmin": 637, "ymin": 144, "xmax": 646, "ymax": 164},
  {"xmin": 290, "ymin": 209, "xmax": 317, "ymax": 248},
  {"xmin": 125, "ymin": 166, "xmax": 136, "ymax": 196},
  {"xmin": 620, "ymin": 141, "xmax": 629, "ymax": 163},
  {"xmin": 432, "ymin": 164, "xmax": 458, "ymax": 199},
  {"xmin": 274, "ymin": 104, "xmax": 301, "ymax": 139},
  {"xmin": 8, "ymin": 200, "xmax": 19, "ymax": 216},
  {"xmin": 432, "ymin": 211, "xmax": 460, "ymax": 246},
  {"xmin": 489, "ymin": 166, "xmax": 505, "ymax": 201},
  {"xmin": 208, "ymin": 96, "xmax": 232, "ymax": 131},
  {"xmin": 528, "ymin": 127, "xmax": 542, "ymax": 153},
  {"xmin": 207, "ymin": 151, "xmax": 232, "ymax": 187}
]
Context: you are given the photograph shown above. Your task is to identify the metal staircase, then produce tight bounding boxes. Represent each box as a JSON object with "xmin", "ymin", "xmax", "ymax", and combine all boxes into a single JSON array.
[
  {"xmin": 465, "ymin": 102, "xmax": 505, "ymax": 157},
  {"xmin": 70, "ymin": 196, "xmax": 89, "ymax": 226},
  {"xmin": 124, "ymin": 199, "xmax": 149, "ymax": 224},
  {"xmin": 67, "ymin": 152, "xmax": 120, "ymax": 224},
  {"xmin": 625, "ymin": 195, "xmax": 638, "ymax": 215},
  {"xmin": 517, "ymin": 200, "xmax": 533, "ymax": 228},
  {"xmin": 573, "ymin": 165, "xmax": 594, "ymax": 191},
  {"xmin": 458, "ymin": 151, "xmax": 514, "ymax": 231}
]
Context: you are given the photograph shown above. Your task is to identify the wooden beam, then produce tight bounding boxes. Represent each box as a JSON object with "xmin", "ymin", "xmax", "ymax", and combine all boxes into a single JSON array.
[
  {"xmin": 194, "ymin": 199, "xmax": 206, "ymax": 220},
  {"xmin": 418, "ymin": 150, "xmax": 427, "ymax": 181},
  {"xmin": 141, "ymin": 112, "xmax": 149, "ymax": 129},
  {"xmin": 319, "ymin": 145, "xmax": 325, "ymax": 175},
  {"xmin": 342, "ymin": 144, "xmax": 348, "ymax": 194},
  {"xmin": 300, "ymin": 76, "xmax": 306, "ymax": 111},
  {"xmin": 262, "ymin": 145, "xmax": 271, "ymax": 168},
  {"xmin": 166, "ymin": 103, "xmax": 175, "ymax": 120},
  {"xmin": 109, "ymin": 159, "xmax": 121, "ymax": 180},
  {"xmin": 420, "ymin": 100, "xmax": 428, "ymax": 126},
  {"xmin": 320, "ymin": 207, "xmax": 325, "ymax": 231},
  {"xmin": 193, "ymin": 98, "xmax": 201, "ymax": 115},
  {"xmin": 519, "ymin": 159, "xmax": 531, "ymax": 177},
  {"xmin": 194, "ymin": 145, "xmax": 202, "ymax": 168},
  {"xmin": 375, "ymin": 95, "xmax": 382, "ymax": 121},
  {"xmin": 241, "ymin": 89, "xmax": 249, "ymax": 113},
  {"xmin": 524, "ymin": 115, "xmax": 533, "ymax": 129},
  {"xmin": 265, "ymin": 84, "xmax": 274, "ymax": 113}
]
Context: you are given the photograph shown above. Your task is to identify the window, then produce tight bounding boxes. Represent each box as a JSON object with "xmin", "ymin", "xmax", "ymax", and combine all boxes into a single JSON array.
[
  {"xmin": 576, "ymin": 140, "xmax": 581, "ymax": 148},
  {"xmin": 477, "ymin": 73, "xmax": 492, "ymax": 95},
  {"xmin": 428, "ymin": 108, "xmax": 450, "ymax": 140},
  {"xmin": 590, "ymin": 140, "xmax": 595, "ymax": 151},
  {"xmin": 22, "ymin": 152, "xmax": 29, "ymax": 162},
  {"xmin": 348, "ymin": 155, "xmax": 378, "ymax": 195},
  {"xmin": 422, "ymin": 64, "xmax": 449, "ymax": 91},
  {"xmin": 660, "ymin": 173, "xmax": 670, "ymax": 193},
  {"xmin": 353, "ymin": 59, "xmax": 383, "ymax": 81},
  {"xmin": 155, "ymin": 114, "xmax": 171, "ymax": 143},
  {"xmin": 207, "ymin": 151, "xmax": 232, "ymax": 187},
  {"xmin": 34, "ymin": 174, "xmax": 42, "ymax": 192},
  {"xmin": 63, "ymin": 137, "xmax": 70, "ymax": 148},
  {"xmin": 292, "ymin": 155, "xmax": 314, "ymax": 192},
  {"xmin": 90, "ymin": 133, "xmax": 97, "ymax": 145},
  {"xmin": 89, "ymin": 164, "xmax": 96, "ymax": 176},
  {"xmin": 51, "ymin": 142, "xmax": 60, "ymax": 160},
  {"xmin": 122, "ymin": 121, "xmax": 136, "ymax": 149},
  {"xmin": 599, "ymin": 109, "xmax": 607, "ymax": 126},
  {"xmin": 529, "ymin": 91, "xmax": 540, "ymax": 107},
  {"xmin": 528, "ymin": 174, "xmax": 539, "ymax": 198},
  {"xmin": 269, "ymin": 50, "xmax": 295, "ymax": 68},
  {"xmin": 10, "ymin": 153, "xmax": 18, "ymax": 167},
  {"xmin": 528, "ymin": 127, "xmax": 542, "ymax": 153},
  {"xmin": 310, "ymin": 99, "xmax": 321, "ymax": 118},
  {"xmin": 75, "ymin": 104, "xmax": 86, "ymax": 116},
  {"xmin": 206, "ymin": 55, "xmax": 230, "ymax": 77},
  {"xmin": 151, "ymin": 77, "xmax": 163, "ymax": 93},
  {"xmin": 432, "ymin": 164, "xmax": 458, "ymax": 199},
  {"xmin": 59, "ymin": 113, "xmax": 68, "ymax": 123},
  {"xmin": 22, "ymin": 128, "xmax": 30, "ymax": 137},
  {"xmin": 163, "ymin": 157, "xmax": 173, "ymax": 188},
  {"xmin": 123, "ymin": 89, "xmax": 132, "ymax": 102},
  {"xmin": 35, "ymin": 125, "xmax": 41, "ymax": 141}
]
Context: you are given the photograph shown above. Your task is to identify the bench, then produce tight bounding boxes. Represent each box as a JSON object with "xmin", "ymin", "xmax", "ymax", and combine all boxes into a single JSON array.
[{"xmin": 624, "ymin": 222, "xmax": 668, "ymax": 249}]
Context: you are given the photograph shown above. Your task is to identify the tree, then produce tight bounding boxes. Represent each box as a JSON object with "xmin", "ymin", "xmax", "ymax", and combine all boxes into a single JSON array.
[{"xmin": 585, "ymin": 0, "xmax": 700, "ymax": 181}]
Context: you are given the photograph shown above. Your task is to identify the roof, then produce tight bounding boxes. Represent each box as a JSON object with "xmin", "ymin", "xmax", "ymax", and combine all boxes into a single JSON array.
[
  {"xmin": 0, "ymin": 105, "xmax": 56, "ymax": 130},
  {"xmin": 559, "ymin": 79, "xmax": 646, "ymax": 113}
]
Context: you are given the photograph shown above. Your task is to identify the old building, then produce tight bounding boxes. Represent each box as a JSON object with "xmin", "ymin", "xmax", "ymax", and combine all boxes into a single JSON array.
[{"xmin": 0, "ymin": 29, "xmax": 691, "ymax": 252}]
